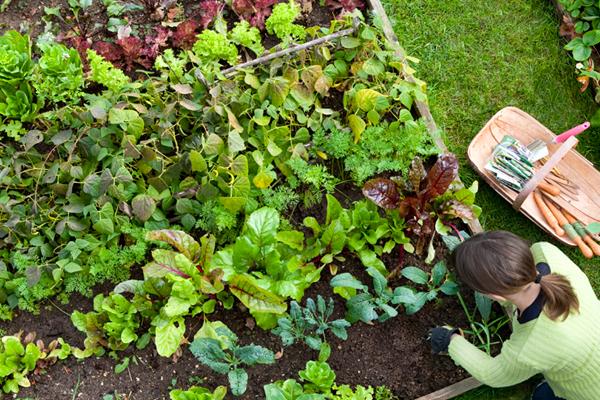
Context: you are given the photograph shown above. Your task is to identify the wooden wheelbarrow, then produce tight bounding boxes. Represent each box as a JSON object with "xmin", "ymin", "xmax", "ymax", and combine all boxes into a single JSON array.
[{"xmin": 467, "ymin": 106, "xmax": 600, "ymax": 250}]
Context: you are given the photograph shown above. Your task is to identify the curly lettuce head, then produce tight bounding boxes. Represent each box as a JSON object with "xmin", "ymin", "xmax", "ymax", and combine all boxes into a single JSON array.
[{"xmin": 0, "ymin": 31, "xmax": 33, "ymax": 85}]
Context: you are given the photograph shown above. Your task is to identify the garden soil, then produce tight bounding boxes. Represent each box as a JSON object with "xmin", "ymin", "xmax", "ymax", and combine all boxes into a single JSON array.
[
  {"xmin": 0, "ymin": 243, "xmax": 472, "ymax": 400},
  {"xmin": 1, "ymin": 1, "xmax": 474, "ymax": 398}
]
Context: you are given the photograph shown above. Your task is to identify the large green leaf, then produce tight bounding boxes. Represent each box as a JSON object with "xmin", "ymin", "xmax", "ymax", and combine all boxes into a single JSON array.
[
  {"xmin": 401, "ymin": 266, "xmax": 429, "ymax": 285},
  {"xmin": 146, "ymin": 230, "xmax": 201, "ymax": 262},
  {"xmin": 229, "ymin": 274, "xmax": 287, "ymax": 314},
  {"xmin": 154, "ymin": 317, "xmax": 186, "ymax": 357},
  {"xmin": 246, "ymin": 207, "xmax": 279, "ymax": 247}
]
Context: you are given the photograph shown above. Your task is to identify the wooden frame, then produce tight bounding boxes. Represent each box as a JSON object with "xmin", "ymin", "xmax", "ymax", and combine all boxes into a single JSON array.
[{"xmin": 365, "ymin": 0, "xmax": 485, "ymax": 398}]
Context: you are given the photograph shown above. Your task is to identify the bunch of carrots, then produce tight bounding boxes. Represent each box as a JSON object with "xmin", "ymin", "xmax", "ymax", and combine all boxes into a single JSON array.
[{"xmin": 533, "ymin": 190, "xmax": 600, "ymax": 259}]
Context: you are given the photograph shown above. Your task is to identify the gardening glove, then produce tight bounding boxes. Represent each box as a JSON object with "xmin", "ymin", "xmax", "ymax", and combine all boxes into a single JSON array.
[{"xmin": 428, "ymin": 326, "xmax": 460, "ymax": 354}]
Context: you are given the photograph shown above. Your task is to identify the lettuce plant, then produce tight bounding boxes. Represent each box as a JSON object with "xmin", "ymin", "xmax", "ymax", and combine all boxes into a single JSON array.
[
  {"xmin": 230, "ymin": 21, "xmax": 264, "ymax": 56},
  {"xmin": 71, "ymin": 293, "xmax": 147, "ymax": 355},
  {"xmin": 34, "ymin": 43, "xmax": 84, "ymax": 104},
  {"xmin": 303, "ymin": 195, "xmax": 409, "ymax": 276},
  {"xmin": 0, "ymin": 335, "xmax": 40, "ymax": 393},
  {"xmin": 265, "ymin": 1, "xmax": 306, "ymax": 43},
  {"xmin": 192, "ymin": 30, "xmax": 238, "ymax": 66},
  {"xmin": 0, "ymin": 31, "xmax": 38, "ymax": 127},
  {"xmin": 169, "ymin": 385, "xmax": 227, "ymax": 400},
  {"xmin": 0, "ymin": 31, "xmax": 33, "ymax": 85},
  {"xmin": 190, "ymin": 320, "xmax": 275, "ymax": 396},
  {"xmin": 299, "ymin": 360, "xmax": 336, "ymax": 393},
  {"xmin": 265, "ymin": 360, "xmax": 379, "ymax": 399},
  {"xmin": 87, "ymin": 49, "xmax": 130, "ymax": 93}
]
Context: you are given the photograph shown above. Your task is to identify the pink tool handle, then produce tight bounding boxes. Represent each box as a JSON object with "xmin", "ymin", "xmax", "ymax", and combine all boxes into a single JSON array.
[{"xmin": 552, "ymin": 121, "xmax": 590, "ymax": 143}]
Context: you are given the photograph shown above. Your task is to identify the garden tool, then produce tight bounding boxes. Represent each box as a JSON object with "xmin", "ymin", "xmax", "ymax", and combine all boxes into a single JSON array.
[
  {"xmin": 542, "ymin": 194, "xmax": 594, "ymax": 259},
  {"xmin": 562, "ymin": 209, "xmax": 600, "ymax": 256},
  {"xmin": 526, "ymin": 121, "xmax": 590, "ymax": 162}
]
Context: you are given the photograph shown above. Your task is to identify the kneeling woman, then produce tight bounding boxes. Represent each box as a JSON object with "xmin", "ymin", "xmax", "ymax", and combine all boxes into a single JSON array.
[{"xmin": 430, "ymin": 231, "xmax": 600, "ymax": 400}]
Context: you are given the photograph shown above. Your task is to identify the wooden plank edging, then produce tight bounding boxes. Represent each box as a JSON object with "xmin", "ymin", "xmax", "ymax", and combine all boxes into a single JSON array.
[
  {"xmin": 414, "ymin": 377, "xmax": 482, "ymax": 400},
  {"xmin": 366, "ymin": 1, "xmax": 485, "ymax": 398},
  {"xmin": 366, "ymin": 0, "xmax": 484, "ymax": 236}
]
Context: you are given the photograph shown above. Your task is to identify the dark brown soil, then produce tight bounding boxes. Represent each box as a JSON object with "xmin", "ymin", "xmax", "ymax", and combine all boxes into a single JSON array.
[
  {"xmin": 0, "ymin": 2, "xmax": 475, "ymax": 399},
  {"xmin": 1, "ymin": 244, "xmax": 473, "ymax": 400}
]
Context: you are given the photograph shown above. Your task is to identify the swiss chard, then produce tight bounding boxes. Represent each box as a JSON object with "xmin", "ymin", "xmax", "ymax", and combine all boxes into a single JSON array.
[
  {"xmin": 363, "ymin": 154, "xmax": 479, "ymax": 255},
  {"xmin": 209, "ymin": 207, "xmax": 321, "ymax": 327}
]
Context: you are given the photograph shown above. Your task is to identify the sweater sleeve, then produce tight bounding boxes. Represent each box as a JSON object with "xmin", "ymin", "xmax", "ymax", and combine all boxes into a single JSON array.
[{"xmin": 448, "ymin": 335, "xmax": 538, "ymax": 387}]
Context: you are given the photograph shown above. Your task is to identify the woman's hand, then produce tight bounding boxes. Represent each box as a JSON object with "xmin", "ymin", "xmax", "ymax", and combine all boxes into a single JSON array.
[{"xmin": 428, "ymin": 326, "xmax": 461, "ymax": 354}]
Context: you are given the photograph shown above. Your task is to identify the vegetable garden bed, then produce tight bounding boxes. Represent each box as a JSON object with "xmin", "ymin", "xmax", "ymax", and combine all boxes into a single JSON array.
[{"xmin": 0, "ymin": 0, "xmax": 489, "ymax": 398}]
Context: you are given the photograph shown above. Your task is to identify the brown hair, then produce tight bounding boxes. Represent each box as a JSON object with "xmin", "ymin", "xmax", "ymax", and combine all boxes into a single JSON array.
[{"xmin": 450, "ymin": 231, "xmax": 579, "ymax": 321}]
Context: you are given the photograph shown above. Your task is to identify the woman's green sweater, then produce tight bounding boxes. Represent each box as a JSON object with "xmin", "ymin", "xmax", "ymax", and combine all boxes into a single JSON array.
[{"xmin": 448, "ymin": 242, "xmax": 600, "ymax": 400}]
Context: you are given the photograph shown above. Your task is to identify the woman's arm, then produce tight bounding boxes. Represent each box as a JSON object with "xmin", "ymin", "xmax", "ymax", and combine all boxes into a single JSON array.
[{"xmin": 448, "ymin": 335, "xmax": 538, "ymax": 387}]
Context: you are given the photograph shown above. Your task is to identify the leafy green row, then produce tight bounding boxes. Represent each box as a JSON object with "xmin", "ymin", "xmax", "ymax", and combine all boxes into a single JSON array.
[{"xmin": 1, "ymin": 16, "xmax": 440, "ymax": 319}]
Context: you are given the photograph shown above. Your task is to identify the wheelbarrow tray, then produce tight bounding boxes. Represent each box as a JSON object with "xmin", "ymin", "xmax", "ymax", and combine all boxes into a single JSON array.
[{"xmin": 467, "ymin": 106, "xmax": 600, "ymax": 246}]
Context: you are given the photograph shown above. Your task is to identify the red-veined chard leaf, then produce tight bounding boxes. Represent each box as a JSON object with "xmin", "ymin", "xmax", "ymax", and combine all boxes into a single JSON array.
[
  {"xmin": 145, "ymin": 230, "xmax": 201, "ymax": 262},
  {"xmin": 421, "ymin": 153, "xmax": 458, "ymax": 201},
  {"xmin": 362, "ymin": 178, "xmax": 400, "ymax": 209}
]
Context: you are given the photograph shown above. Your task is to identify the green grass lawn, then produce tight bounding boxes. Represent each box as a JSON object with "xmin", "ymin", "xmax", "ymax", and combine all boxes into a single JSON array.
[{"xmin": 380, "ymin": 0, "xmax": 600, "ymax": 398}]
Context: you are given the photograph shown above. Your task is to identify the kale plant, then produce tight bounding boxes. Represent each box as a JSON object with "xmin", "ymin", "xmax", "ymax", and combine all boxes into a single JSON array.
[
  {"xmin": 272, "ymin": 295, "xmax": 350, "ymax": 350},
  {"xmin": 330, "ymin": 268, "xmax": 402, "ymax": 323},
  {"xmin": 398, "ymin": 261, "xmax": 458, "ymax": 314},
  {"xmin": 189, "ymin": 320, "xmax": 275, "ymax": 396}
]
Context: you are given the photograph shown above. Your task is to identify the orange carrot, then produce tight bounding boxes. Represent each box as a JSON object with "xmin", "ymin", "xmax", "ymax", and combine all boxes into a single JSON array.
[
  {"xmin": 538, "ymin": 181, "xmax": 560, "ymax": 197},
  {"xmin": 533, "ymin": 191, "xmax": 564, "ymax": 237}
]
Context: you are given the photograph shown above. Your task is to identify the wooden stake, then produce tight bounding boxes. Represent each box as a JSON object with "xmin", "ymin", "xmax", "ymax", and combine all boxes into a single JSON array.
[{"xmin": 222, "ymin": 26, "xmax": 358, "ymax": 77}]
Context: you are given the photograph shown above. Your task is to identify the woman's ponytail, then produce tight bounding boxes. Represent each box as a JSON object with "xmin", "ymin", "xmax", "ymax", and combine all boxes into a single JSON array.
[{"xmin": 539, "ymin": 274, "xmax": 579, "ymax": 321}]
